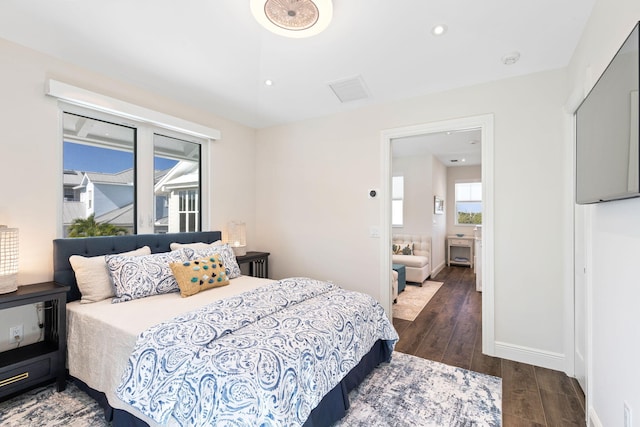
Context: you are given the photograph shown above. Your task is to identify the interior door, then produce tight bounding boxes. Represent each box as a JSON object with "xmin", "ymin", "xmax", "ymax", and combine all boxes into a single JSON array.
[{"xmin": 574, "ymin": 205, "xmax": 587, "ymax": 391}]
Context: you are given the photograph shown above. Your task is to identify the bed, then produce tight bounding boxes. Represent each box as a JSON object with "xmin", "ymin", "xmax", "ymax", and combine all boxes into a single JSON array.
[{"xmin": 53, "ymin": 231, "xmax": 397, "ymax": 427}]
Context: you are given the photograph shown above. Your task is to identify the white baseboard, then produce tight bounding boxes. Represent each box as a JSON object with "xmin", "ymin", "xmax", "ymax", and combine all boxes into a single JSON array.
[
  {"xmin": 588, "ymin": 407, "xmax": 603, "ymax": 427},
  {"xmin": 494, "ymin": 341, "xmax": 565, "ymax": 371},
  {"xmin": 431, "ymin": 261, "xmax": 446, "ymax": 278}
]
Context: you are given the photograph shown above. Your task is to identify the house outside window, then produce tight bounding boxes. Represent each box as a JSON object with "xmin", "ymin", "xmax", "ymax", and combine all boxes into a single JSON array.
[
  {"xmin": 177, "ymin": 190, "xmax": 199, "ymax": 232},
  {"xmin": 62, "ymin": 110, "xmax": 204, "ymax": 237},
  {"xmin": 455, "ymin": 181, "xmax": 482, "ymax": 225},
  {"xmin": 392, "ymin": 176, "xmax": 404, "ymax": 227}
]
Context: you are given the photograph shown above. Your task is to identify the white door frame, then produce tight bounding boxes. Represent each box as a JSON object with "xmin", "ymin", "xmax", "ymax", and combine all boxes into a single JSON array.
[
  {"xmin": 565, "ymin": 87, "xmax": 589, "ymax": 417},
  {"xmin": 379, "ymin": 114, "xmax": 496, "ymax": 355}
]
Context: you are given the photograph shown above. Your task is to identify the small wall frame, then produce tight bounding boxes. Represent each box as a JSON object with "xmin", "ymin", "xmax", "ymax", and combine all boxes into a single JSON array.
[{"xmin": 434, "ymin": 196, "xmax": 444, "ymax": 214}]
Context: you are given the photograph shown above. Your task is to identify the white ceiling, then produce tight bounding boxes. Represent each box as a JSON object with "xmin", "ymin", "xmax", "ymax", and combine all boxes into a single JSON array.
[
  {"xmin": 0, "ymin": 0, "xmax": 595, "ymax": 129},
  {"xmin": 393, "ymin": 129, "xmax": 482, "ymax": 167}
]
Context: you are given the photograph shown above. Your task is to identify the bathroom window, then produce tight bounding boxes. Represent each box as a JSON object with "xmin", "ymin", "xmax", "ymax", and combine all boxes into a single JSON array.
[{"xmin": 392, "ymin": 176, "xmax": 404, "ymax": 227}]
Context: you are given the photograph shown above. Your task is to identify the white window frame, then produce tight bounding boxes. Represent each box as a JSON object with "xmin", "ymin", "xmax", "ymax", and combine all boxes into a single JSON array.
[
  {"xmin": 178, "ymin": 190, "xmax": 200, "ymax": 232},
  {"xmin": 391, "ymin": 176, "xmax": 404, "ymax": 227},
  {"xmin": 48, "ymin": 80, "xmax": 219, "ymax": 236},
  {"xmin": 454, "ymin": 180, "xmax": 482, "ymax": 226}
]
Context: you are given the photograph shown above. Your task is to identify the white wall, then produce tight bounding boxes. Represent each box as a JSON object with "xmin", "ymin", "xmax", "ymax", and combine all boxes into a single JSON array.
[
  {"xmin": 0, "ymin": 304, "xmax": 42, "ymax": 352},
  {"xmin": 392, "ymin": 154, "xmax": 434, "ymax": 235},
  {"xmin": 432, "ymin": 158, "xmax": 447, "ymax": 273},
  {"xmin": 0, "ymin": 38, "xmax": 258, "ymax": 287},
  {"xmin": 255, "ymin": 68, "xmax": 570, "ymax": 368},
  {"xmin": 565, "ymin": 0, "xmax": 640, "ymax": 425}
]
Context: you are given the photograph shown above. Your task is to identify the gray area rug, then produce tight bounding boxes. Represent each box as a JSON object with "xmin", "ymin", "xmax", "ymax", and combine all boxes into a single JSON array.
[
  {"xmin": 393, "ymin": 281, "xmax": 444, "ymax": 321},
  {"xmin": 0, "ymin": 381, "xmax": 108, "ymax": 426},
  {"xmin": 0, "ymin": 352, "xmax": 501, "ymax": 426},
  {"xmin": 338, "ymin": 352, "xmax": 502, "ymax": 426}
]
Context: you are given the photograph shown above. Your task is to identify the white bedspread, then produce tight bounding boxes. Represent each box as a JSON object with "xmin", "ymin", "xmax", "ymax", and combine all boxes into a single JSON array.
[
  {"xmin": 66, "ymin": 275, "xmax": 274, "ymax": 426},
  {"xmin": 116, "ymin": 278, "xmax": 397, "ymax": 426}
]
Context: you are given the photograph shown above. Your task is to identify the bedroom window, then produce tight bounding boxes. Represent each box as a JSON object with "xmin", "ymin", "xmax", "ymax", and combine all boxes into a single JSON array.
[
  {"xmin": 455, "ymin": 181, "xmax": 482, "ymax": 225},
  {"xmin": 63, "ymin": 113, "xmax": 136, "ymax": 237},
  {"xmin": 62, "ymin": 109, "xmax": 204, "ymax": 236},
  {"xmin": 392, "ymin": 176, "xmax": 404, "ymax": 227},
  {"xmin": 153, "ymin": 134, "xmax": 201, "ymax": 234}
]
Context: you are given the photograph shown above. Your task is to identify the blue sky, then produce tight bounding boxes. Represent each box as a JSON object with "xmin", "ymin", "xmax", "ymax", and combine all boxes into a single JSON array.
[{"xmin": 64, "ymin": 141, "xmax": 177, "ymax": 173}]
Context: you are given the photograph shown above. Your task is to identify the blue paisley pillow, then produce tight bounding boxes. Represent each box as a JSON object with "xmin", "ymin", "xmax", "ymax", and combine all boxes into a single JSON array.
[
  {"xmin": 106, "ymin": 250, "xmax": 185, "ymax": 303},
  {"xmin": 180, "ymin": 243, "xmax": 241, "ymax": 279}
]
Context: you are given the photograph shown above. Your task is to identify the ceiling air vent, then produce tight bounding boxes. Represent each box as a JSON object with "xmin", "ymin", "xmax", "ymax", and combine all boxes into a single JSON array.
[{"xmin": 328, "ymin": 75, "xmax": 370, "ymax": 103}]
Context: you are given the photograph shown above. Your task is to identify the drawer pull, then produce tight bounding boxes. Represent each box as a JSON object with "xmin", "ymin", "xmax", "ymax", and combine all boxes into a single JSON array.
[{"xmin": 0, "ymin": 372, "xmax": 29, "ymax": 388}]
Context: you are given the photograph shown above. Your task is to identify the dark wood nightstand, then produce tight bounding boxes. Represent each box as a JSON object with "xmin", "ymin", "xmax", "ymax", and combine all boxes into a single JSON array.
[
  {"xmin": 0, "ymin": 282, "xmax": 69, "ymax": 401},
  {"xmin": 235, "ymin": 251, "xmax": 270, "ymax": 278}
]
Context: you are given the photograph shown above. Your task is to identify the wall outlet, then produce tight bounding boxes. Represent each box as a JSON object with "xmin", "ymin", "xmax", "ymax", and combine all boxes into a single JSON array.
[
  {"xmin": 624, "ymin": 401, "xmax": 632, "ymax": 427},
  {"xmin": 9, "ymin": 325, "xmax": 23, "ymax": 343}
]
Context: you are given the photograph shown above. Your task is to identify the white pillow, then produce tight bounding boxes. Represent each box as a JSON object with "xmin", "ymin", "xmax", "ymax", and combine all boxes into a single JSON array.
[
  {"xmin": 106, "ymin": 250, "xmax": 185, "ymax": 303},
  {"xmin": 179, "ymin": 243, "xmax": 242, "ymax": 279},
  {"xmin": 169, "ymin": 240, "xmax": 222, "ymax": 251},
  {"xmin": 69, "ymin": 246, "xmax": 151, "ymax": 304}
]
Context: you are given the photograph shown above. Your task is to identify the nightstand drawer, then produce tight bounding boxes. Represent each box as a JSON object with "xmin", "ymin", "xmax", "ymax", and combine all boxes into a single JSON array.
[
  {"xmin": 449, "ymin": 238, "xmax": 470, "ymax": 246},
  {"xmin": 0, "ymin": 358, "xmax": 51, "ymax": 394}
]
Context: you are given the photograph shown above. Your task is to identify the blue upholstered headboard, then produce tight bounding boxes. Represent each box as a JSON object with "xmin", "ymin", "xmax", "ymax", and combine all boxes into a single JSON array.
[{"xmin": 53, "ymin": 231, "xmax": 222, "ymax": 302}]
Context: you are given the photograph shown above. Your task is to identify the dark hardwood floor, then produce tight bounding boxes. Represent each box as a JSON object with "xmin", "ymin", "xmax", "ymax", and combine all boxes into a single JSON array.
[{"xmin": 392, "ymin": 266, "xmax": 586, "ymax": 427}]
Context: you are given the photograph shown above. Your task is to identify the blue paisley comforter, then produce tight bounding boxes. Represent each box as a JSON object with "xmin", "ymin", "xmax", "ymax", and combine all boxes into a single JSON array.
[{"xmin": 116, "ymin": 278, "xmax": 398, "ymax": 426}]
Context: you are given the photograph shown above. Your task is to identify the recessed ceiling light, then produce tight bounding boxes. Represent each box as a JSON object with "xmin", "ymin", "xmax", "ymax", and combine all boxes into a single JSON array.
[
  {"xmin": 502, "ymin": 51, "xmax": 521, "ymax": 65},
  {"xmin": 431, "ymin": 24, "xmax": 448, "ymax": 36},
  {"xmin": 461, "ymin": 158, "xmax": 466, "ymax": 162},
  {"xmin": 264, "ymin": 79, "xmax": 274, "ymax": 86}
]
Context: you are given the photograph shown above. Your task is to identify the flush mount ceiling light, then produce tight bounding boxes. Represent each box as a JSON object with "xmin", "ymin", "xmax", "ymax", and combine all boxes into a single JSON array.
[{"xmin": 250, "ymin": 0, "xmax": 333, "ymax": 38}]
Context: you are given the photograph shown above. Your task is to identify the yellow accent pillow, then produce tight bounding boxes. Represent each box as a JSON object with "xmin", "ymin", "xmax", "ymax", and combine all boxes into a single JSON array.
[{"xmin": 169, "ymin": 255, "xmax": 230, "ymax": 298}]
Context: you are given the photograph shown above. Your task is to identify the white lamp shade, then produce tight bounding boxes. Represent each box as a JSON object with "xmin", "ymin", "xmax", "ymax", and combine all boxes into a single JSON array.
[
  {"xmin": 0, "ymin": 226, "xmax": 19, "ymax": 294},
  {"xmin": 227, "ymin": 221, "xmax": 247, "ymax": 256}
]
